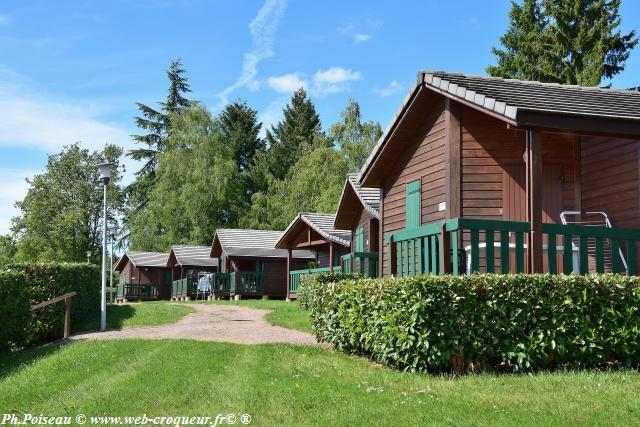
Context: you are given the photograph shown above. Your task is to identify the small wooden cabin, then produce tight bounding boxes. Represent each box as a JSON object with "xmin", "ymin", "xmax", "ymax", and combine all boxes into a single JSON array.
[
  {"xmin": 358, "ymin": 71, "xmax": 640, "ymax": 277},
  {"xmin": 114, "ymin": 251, "xmax": 171, "ymax": 301},
  {"xmin": 210, "ymin": 229, "xmax": 315, "ymax": 299},
  {"xmin": 274, "ymin": 213, "xmax": 351, "ymax": 298},
  {"xmin": 168, "ymin": 245, "xmax": 218, "ymax": 300},
  {"xmin": 334, "ymin": 174, "xmax": 381, "ymax": 277}
]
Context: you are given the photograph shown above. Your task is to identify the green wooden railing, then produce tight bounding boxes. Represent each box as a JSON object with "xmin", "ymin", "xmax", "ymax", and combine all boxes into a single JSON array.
[
  {"xmin": 341, "ymin": 252, "xmax": 379, "ymax": 277},
  {"xmin": 171, "ymin": 278, "xmax": 197, "ymax": 299},
  {"xmin": 117, "ymin": 283, "xmax": 160, "ymax": 299},
  {"xmin": 543, "ymin": 223, "xmax": 640, "ymax": 275},
  {"xmin": 289, "ymin": 266, "xmax": 342, "ymax": 293},
  {"xmin": 212, "ymin": 271, "xmax": 264, "ymax": 293},
  {"xmin": 384, "ymin": 217, "xmax": 640, "ymax": 277}
]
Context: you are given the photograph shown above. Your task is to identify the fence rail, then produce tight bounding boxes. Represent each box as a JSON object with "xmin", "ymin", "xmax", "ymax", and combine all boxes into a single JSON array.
[
  {"xmin": 117, "ymin": 283, "xmax": 161, "ymax": 300},
  {"xmin": 289, "ymin": 266, "xmax": 342, "ymax": 293},
  {"xmin": 384, "ymin": 217, "xmax": 640, "ymax": 277},
  {"xmin": 341, "ymin": 252, "xmax": 379, "ymax": 277}
]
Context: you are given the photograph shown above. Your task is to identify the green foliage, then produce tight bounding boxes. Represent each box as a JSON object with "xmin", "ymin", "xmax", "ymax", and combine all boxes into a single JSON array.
[
  {"xmin": 241, "ymin": 143, "xmax": 349, "ymax": 230},
  {"xmin": 0, "ymin": 271, "xmax": 30, "ymax": 352},
  {"xmin": 264, "ymin": 88, "xmax": 323, "ymax": 180},
  {"xmin": 129, "ymin": 105, "xmax": 242, "ymax": 250},
  {"xmin": 11, "ymin": 144, "xmax": 123, "ymax": 263},
  {"xmin": 1, "ymin": 263, "xmax": 100, "ymax": 351},
  {"xmin": 0, "ymin": 235, "xmax": 16, "ymax": 268},
  {"xmin": 488, "ymin": 0, "xmax": 638, "ymax": 85},
  {"xmin": 300, "ymin": 273, "xmax": 640, "ymax": 373},
  {"xmin": 329, "ymin": 99, "xmax": 382, "ymax": 172}
]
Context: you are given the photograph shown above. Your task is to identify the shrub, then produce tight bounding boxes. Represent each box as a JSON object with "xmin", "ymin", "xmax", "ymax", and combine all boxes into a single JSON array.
[
  {"xmin": 6, "ymin": 263, "xmax": 100, "ymax": 346},
  {"xmin": 0, "ymin": 271, "xmax": 30, "ymax": 352},
  {"xmin": 299, "ymin": 273, "xmax": 640, "ymax": 373}
]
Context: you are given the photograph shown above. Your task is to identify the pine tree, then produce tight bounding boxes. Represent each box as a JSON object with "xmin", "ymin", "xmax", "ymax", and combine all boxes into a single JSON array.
[
  {"xmin": 219, "ymin": 100, "xmax": 264, "ymax": 172},
  {"xmin": 264, "ymin": 88, "xmax": 323, "ymax": 180},
  {"xmin": 488, "ymin": 0, "xmax": 637, "ymax": 86}
]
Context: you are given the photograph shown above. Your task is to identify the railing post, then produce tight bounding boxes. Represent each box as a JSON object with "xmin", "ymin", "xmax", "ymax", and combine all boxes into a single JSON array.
[
  {"xmin": 526, "ymin": 130, "xmax": 543, "ymax": 273},
  {"xmin": 389, "ymin": 236, "xmax": 397, "ymax": 277},
  {"xmin": 440, "ymin": 223, "xmax": 451, "ymax": 274},
  {"xmin": 286, "ymin": 248, "xmax": 292, "ymax": 300},
  {"xmin": 64, "ymin": 296, "xmax": 72, "ymax": 339}
]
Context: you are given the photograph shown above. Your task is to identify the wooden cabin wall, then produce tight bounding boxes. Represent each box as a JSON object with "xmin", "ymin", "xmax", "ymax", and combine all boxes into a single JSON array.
[
  {"xmin": 381, "ymin": 98, "xmax": 447, "ymax": 275},
  {"xmin": 228, "ymin": 256, "xmax": 308, "ymax": 297},
  {"xmin": 580, "ymin": 136, "xmax": 640, "ymax": 228},
  {"xmin": 350, "ymin": 209, "xmax": 379, "ymax": 252},
  {"xmin": 460, "ymin": 106, "xmax": 577, "ymax": 222}
]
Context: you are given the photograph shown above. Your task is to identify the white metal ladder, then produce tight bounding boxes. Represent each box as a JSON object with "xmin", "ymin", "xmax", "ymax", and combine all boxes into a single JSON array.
[{"xmin": 560, "ymin": 211, "xmax": 628, "ymax": 274}]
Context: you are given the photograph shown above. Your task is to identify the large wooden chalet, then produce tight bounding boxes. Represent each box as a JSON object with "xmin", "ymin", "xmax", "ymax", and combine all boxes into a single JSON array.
[
  {"xmin": 210, "ymin": 229, "xmax": 315, "ymax": 299},
  {"xmin": 114, "ymin": 251, "xmax": 171, "ymax": 301},
  {"xmin": 356, "ymin": 71, "xmax": 640, "ymax": 277},
  {"xmin": 274, "ymin": 213, "xmax": 351, "ymax": 298}
]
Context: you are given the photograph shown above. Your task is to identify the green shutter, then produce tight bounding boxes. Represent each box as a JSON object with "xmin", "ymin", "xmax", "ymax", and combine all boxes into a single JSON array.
[
  {"xmin": 406, "ymin": 180, "xmax": 421, "ymax": 229},
  {"xmin": 355, "ymin": 227, "xmax": 364, "ymax": 252}
]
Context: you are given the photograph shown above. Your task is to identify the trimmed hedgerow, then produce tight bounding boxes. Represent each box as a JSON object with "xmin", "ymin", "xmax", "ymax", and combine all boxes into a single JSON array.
[
  {"xmin": 299, "ymin": 273, "xmax": 640, "ymax": 373},
  {"xmin": 6, "ymin": 263, "xmax": 100, "ymax": 347},
  {"xmin": 0, "ymin": 271, "xmax": 30, "ymax": 352}
]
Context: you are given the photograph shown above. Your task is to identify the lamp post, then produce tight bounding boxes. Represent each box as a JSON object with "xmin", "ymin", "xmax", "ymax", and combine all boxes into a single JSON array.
[
  {"xmin": 108, "ymin": 226, "xmax": 117, "ymax": 305},
  {"xmin": 97, "ymin": 163, "xmax": 113, "ymax": 332},
  {"xmin": 86, "ymin": 251, "xmax": 91, "ymax": 263}
]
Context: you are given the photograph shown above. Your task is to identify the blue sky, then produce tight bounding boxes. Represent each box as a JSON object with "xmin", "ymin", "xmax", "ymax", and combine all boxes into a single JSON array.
[{"xmin": 0, "ymin": 0, "xmax": 639, "ymax": 234}]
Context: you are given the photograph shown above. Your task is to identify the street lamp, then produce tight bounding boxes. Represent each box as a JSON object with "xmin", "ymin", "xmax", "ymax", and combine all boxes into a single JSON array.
[
  {"xmin": 108, "ymin": 226, "xmax": 118, "ymax": 305},
  {"xmin": 97, "ymin": 162, "xmax": 113, "ymax": 332},
  {"xmin": 86, "ymin": 250, "xmax": 91, "ymax": 263}
]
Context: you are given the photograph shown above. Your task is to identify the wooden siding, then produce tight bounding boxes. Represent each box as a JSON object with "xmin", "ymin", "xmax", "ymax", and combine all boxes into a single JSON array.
[
  {"xmin": 227, "ymin": 256, "xmax": 308, "ymax": 297},
  {"xmin": 118, "ymin": 260, "xmax": 172, "ymax": 299},
  {"xmin": 381, "ymin": 97, "xmax": 447, "ymax": 275}
]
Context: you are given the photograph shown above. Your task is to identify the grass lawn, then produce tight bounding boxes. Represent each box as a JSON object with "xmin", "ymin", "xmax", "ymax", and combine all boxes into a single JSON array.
[
  {"xmin": 77, "ymin": 302, "xmax": 194, "ymax": 331},
  {"xmin": 1, "ymin": 340, "xmax": 639, "ymax": 426},
  {"xmin": 191, "ymin": 299, "xmax": 313, "ymax": 333}
]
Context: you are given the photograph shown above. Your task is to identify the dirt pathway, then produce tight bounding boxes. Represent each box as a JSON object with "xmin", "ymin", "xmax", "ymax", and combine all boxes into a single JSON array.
[{"xmin": 71, "ymin": 304, "xmax": 319, "ymax": 346}]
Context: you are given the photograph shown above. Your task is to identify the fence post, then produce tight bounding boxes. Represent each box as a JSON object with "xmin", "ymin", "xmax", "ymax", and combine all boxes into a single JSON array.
[
  {"xmin": 440, "ymin": 223, "xmax": 451, "ymax": 274},
  {"xmin": 64, "ymin": 296, "xmax": 72, "ymax": 338}
]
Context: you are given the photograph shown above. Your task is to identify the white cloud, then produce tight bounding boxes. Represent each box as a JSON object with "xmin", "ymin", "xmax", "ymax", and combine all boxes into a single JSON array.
[
  {"xmin": 0, "ymin": 67, "xmax": 132, "ymax": 152},
  {"xmin": 266, "ymin": 66, "xmax": 362, "ymax": 97},
  {"xmin": 217, "ymin": 0, "xmax": 287, "ymax": 106},
  {"xmin": 0, "ymin": 168, "xmax": 37, "ymax": 234},
  {"xmin": 267, "ymin": 73, "xmax": 307, "ymax": 93},
  {"xmin": 312, "ymin": 67, "xmax": 361, "ymax": 96},
  {"xmin": 372, "ymin": 80, "xmax": 403, "ymax": 97},
  {"xmin": 353, "ymin": 33, "xmax": 371, "ymax": 44}
]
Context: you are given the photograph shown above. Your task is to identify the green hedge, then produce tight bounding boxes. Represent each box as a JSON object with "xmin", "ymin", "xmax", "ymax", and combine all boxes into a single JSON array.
[
  {"xmin": 4, "ymin": 263, "xmax": 100, "ymax": 348},
  {"xmin": 299, "ymin": 273, "xmax": 640, "ymax": 373},
  {"xmin": 0, "ymin": 271, "xmax": 30, "ymax": 352}
]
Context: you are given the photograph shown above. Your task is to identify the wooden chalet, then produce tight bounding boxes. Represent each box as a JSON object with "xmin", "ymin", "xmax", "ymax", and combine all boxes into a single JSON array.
[
  {"xmin": 114, "ymin": 251, "xmax": 171, "ymax": 301},
  {"xmin": 210, "ymin": 229, "xmax": 315, "ymax": 299},
  {"xmin": 274, "ymin": 213, "xmax": 351, "ymax": 298},
  {"xmin": 334, "ymin": 173, "xmax": 381, "ymax": 277},
  {"xmin": 357, "ymin": 71, "xmax": 640, "ymax": 277},
  {"xmin": 168, "ymin": 245, "xmax": 218, "ymax": 300}
]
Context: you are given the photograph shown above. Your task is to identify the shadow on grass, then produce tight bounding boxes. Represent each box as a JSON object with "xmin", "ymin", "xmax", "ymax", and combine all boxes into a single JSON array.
[
  {"xmin": 75, "ymin": 304, "xmax": 136, "ymax": 332},
  {"xmin": 0, "ymin": 341, "xmax": 66, "ymax": 380}
]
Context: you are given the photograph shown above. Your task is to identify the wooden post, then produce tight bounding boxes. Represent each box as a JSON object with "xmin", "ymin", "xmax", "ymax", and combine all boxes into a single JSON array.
[
  {"xmin": 445, "ymin": 98, "xmax": 461, "ymax": 219},
  {"xmin": 64, "ymin": 296, "xmax": 72, "ymax": 338},
  {"xmin": 526, "ymin": 130, "xmax": 543, "ymax": 273},
  {"xmin": 329, "ymin": 241, "xmax": 334, "ymax": 271},
  {"xmin": 286, "ymin": 248, "xmax": 292, "ymax": 300},
  {"xmin": 389, "ymin": 236, "xmax": 397, "ymax": 276},
  {"xmin": 379, "ymin": 187, "xmax": 384, "ymax": 278}
]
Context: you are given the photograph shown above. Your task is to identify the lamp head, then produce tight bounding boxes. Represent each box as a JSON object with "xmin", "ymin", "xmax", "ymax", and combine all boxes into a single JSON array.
[{"xmin": 96, "ymin": 163, "xmax": 114, "ymax": 184}]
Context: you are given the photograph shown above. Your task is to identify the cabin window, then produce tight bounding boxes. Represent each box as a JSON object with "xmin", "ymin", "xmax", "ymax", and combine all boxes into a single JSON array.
[
  {"xmin": 406, "ymin": 179, "xmax": 421, "ymax": 229},
  {"xmin": 354, "ymin": 227, "xmax": 364, "ymax": 252},
  {"xmin": 333, "ymin": 248, "xmax": 341, "ymax": 267}
]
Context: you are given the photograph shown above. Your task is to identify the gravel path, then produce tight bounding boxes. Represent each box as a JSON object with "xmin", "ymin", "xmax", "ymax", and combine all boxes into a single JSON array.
[{"xmin": 71, "ymin": 303, "xmax": 319, "ymax": 346}]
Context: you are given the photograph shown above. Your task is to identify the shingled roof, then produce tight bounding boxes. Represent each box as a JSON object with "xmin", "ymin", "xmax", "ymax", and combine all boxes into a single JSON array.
[
  {"xmin": 360, "ymin": 70, "xmax": 640, "ymax": 185},
  {"xmin": 211, "ymin": 229, "xmax": 315, "ymax": 259},
  {"xmin": 114, "ymin": 251, "xmax": 169, "ymax": 271},
  {"xmin": 334, "ymin": 174, "xmax": 380, "ymax": 229},
  {"xmin": 169, "ymin": 245, "xmax": 218, "ymax": 268},
  {"xmin": 276, "ymin": 213, "xmax": 351, "ymax": 248},
  {"xmin": 423, "ymin": 71, "xmax": 640, "ymax": 122}
]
